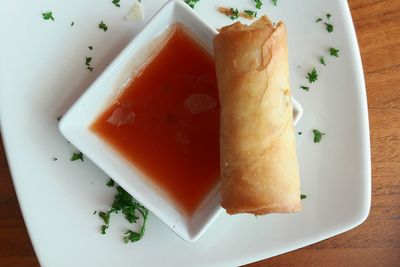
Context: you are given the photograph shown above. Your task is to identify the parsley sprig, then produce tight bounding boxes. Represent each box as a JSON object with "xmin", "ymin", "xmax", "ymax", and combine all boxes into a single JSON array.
[
  {"xmin": 313, "ymin": 129, "xmax": 325, "ymax": 143},
  {"xmin": 244, "ymin": 10, "xmax": 257, "ymax": 18},
  {"xmin": 99, "ymin": 184, "xmax": 149, "ymax": 243},
  {"xmin": 319, "ymin": 56, "xmax": 326, "ymax": 66},
  {"xmin": 184, "ymin": 0, "xmax": 200, "ymax": 9},
  {"xmin": 106, "ymin": 179, "xmax": 115, "ymax": 187},
  {"xmin": 255, "ymin": 0, "xmax": 263, "ymax": 9},
  {"xmin": 71, "ymin": 152, "xmax": 83, "ymax": 161},
  {"xmin": 306, "ymin": 67, "xmax": 318, "ymax": 83},
  {"xmin": 112, "ymin": 0, "xmax": 120, "ymax": 7},
  {"xmin": 229, "ymin": 8, "xmax": 239, "ymax": 20},
  {"xmin": 42, "ymin": 11, "xmax": 54, "ymax": 21},
  {"xmin": 98, "ymin": 21, "xmax": 108, "ymax": 32},
  {"xmin": 300, "ymin": 85, "xmax": 310, "ymax": 92},
  {"xmin": 316, "ymin": 13, "xmax": 334, "ymax": 33},
  {"xmin": 325, "ymin": 23, "xmax": 334, "ymax": 33},
  {"xmin": 329, "ymin": 47, "xmax": 340, "ymax": 57},
  {"xmin": 85, "ymin": 56, "xmax": 94, "ymax": 72}
]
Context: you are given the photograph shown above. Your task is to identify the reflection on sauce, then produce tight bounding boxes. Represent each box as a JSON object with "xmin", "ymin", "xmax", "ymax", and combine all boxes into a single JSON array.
[{"xmin": 91, "ymin": 25, "xmax": 220, "ymax": 216}]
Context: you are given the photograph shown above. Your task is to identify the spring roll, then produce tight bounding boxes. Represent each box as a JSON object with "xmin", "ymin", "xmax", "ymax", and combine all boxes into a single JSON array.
[{"xmin": 214, "ymin": 16, "xmax": 301, "ymax": 215}]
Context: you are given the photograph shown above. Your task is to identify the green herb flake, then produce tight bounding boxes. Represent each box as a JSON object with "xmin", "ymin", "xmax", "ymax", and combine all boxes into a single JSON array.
[
  {"xmin": 255, "ymin": 0, "xmax": 263, "ymax": 9},
  {"xmin": 52, "ymin": 157, "xmax": 58, "ymax": 161},
  {"xmin": 319, "ymin": 56, "xmax": 326, "ymax": 66},
  {"xmin": 329, "ymin": 47, "xmax": 340, "ymax": 57},
  {"xmin": 98, "ymin": 21, "xmax": 108, "ymax": 32},
  {"xmin": 99, "ymin": 211, "xmax": 111, "ymax": 225},
  {"xmin": 306, "ymin": 67, "xmax": 318, "ymax": 83},
  {"xmin": 313, "ymin": 129, "xmax": 326, "ymax": 143},
  {"xmin": 57, "ymin": 116, "xmax": 62, "ymax": 121},
  {"xmin": 70, "ymin": 21, "xmax": 74, "ymax": 26},
  {"xmin": 101, "ymin": 225, "xmax": 108, "ymax": 234},
  {"xmin": 112, "ymin": 0, "xmax": 120, "ymax": 7},
  {"xmin": 230, "ymin": 8, "xmax": 239, "ymax": 20},
  {"xmin": 42, "ymin": 11, "xmax": 54, "ymax": 21},
  {"xmin": 85, "ymin": 57, "xmax": 92, "ymax": 66},
  {"xmin": 316, "ymin": 17, "xmax": 323, "ymax": 23},
  {"xmin": 71, "ymin": 151, "xmax": 84, "ymax": 161},
  {"xmin": 300, "ymin": 85, "xmax": 310, "ymax": 91},
  {"xmin": 326, "ymin": 13, "xmax": 332, "ymax": 20},
  {"xmin": 298, "ymin": 132, "xmax": 302, "ymax": 135},
  {"xmin": 99, "ymin": 186, "xmax": 149, "ymax": 243},
  {"xmin": 271, "ymin": 0, "xmax": 278, "ymax": 6},
  {"xmin": 106, "ymin": 179, "xmax": 115, "ymax": 187},
  {"xmin": 124, "ymin": 230, "xmax": 142, "ymax": 243},
  {"xmin": 244, "ymin": 10, "xmax": 257, "ymax": 18},
  {"xmin": 184, "ymin": 0, "xmax": 200, "ymax": 9},
  {"xmin": 325, "ymin": 22, "xmax": 333, "ymax": 33},
  {"xmin": 301, "ymin": 194, "xmax": 307, "ymax": 200},
  {"xmin": 93, "ymin": 211, "xmax": 97, "ymax": 215},
  {"xmin": 86, "ymin": 56, "xmax": 94, "ymax": 72},
  {"xmin": 88, "ymin": 46, "xmax": 93, "ymax": 50}
]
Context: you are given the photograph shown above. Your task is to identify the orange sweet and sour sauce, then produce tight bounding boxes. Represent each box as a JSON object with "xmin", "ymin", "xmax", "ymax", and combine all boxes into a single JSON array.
[{"xmin": 91, "ymin": 25, "xmax": 220, "ymax": 216}]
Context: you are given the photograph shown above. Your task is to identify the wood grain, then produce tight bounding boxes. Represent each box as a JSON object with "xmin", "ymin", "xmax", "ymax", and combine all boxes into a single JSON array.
[{"xmin": 0, "ymin": 0, "xmax": 399, "ymax": 266}]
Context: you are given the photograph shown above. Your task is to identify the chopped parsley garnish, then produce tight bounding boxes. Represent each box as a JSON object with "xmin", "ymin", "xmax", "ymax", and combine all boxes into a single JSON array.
[
  {"xmin": 85, "ymin": 57, "xmax": 92, "ymax": 66},
  {"xmin": 326, "ymin": 13, "xmax": 332, "ymax": 20},
  {"xmin": 298, "ymin": 132, "xmax": 302, "ymax": 135},
  {"xmin": 70, "ymin": 21, "xmax": 74, "ymax": 26},
  {"xmin": 271, "ymin": 0, "xmax": 278, "ymax": 6},
  {"xmin": 319, "ymin": 56, "xmax": 326, "ymax": 65},
  {"xmin": 112, "ymin": 0, "xmax": 120, "ymax": 7},
  {"xmin": 88, "ymin": 46, "xmax": 93, "ymax": 50},
  {"xmin": 85, "ymin": 57, "xmax": 94, "ymax": 72},
  {"xmin": 124, "ymin": 230, "xmax": 143, "ymax": 243},
  {"xmin": 301, "ymin": 194, "xmax": 307, "ymax": 200},
  {"xmin": 313, "ymin": 129, "xmax": 325, "ymax": 143},
  {"xmin": 229, "ymin": 8, "xmax": 239, "ymax": 20},
  {"xmin": 300, "ymin": 85, "xmax": 310, "ymax": 91},
  {"xmin": 98, "ymin": 21, "xmax": 108, "ymax": 32},
  {"xmin": 325, "ymin": 23, "xmax": 334, "ymax": 33},
  {"xmin": 42, "ymin": 11, "xmax": 54, "ymax": 21},
  {"xmin": 101, "ymin": 225, "xmax": 108, "ymax": 234},
  {"xmin": 184, "ymin": 0, "xmax": 200, "ymax": 9},
  {"xmin": 99, "ymin": 186, "xmax": 149, "ymax": 243},
  {"xmin": 329, "ymin": 47, "xmax": 340, "ymax": 57},
  {"xmin": 306, "ymin": 67, "xmax": 318, "ymax": 83},
  {"xmin": 99, "ymin": 211, "xmax": 110, "ymax": 224},
  {"xmin": 316, "ymin": 17, "xmax": 323, "ymax": 23},
  {"xmin": 106, "ymin": 178, "xmax": 115, "ymax": 187},
  {"xmin": 244, "ymin": 10, "xmax": 257, "ymax": 18},
  {"xmin": 71, "ymin": 151, "xmax": 84, "ymax": 161},
  {"xmin": 52, "ymin": 157, "xmax": 58, "ymax": 161},
  {"xmin": 255, "ymin": 0, "xmax": 263, "ymax": 9}
]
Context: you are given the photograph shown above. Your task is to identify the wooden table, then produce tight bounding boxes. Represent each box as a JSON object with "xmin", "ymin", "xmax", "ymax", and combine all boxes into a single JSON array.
[{"xmin": 1, "ymin": 0, "xmax": 399, "ymax": 266}]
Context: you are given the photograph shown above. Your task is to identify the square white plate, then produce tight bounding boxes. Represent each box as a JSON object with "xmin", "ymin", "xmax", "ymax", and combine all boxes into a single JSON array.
[{"xmin": 0, "ymin": 0, "xmax": 370, "ymax": 266}]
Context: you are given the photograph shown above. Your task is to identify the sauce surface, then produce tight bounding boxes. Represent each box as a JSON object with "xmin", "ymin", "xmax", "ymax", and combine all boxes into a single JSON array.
[{"xmin": 91, "ymin": 25, "xmax": 220, "ymax": 215}]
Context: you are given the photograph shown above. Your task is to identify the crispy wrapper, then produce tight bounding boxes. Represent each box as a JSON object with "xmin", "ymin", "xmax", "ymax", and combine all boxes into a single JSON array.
[{"xmin": 214, "ymin": 16, "xmax": 301, "ymax": 215}]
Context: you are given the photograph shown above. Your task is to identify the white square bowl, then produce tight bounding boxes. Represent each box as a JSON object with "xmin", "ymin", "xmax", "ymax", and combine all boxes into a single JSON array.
[{"xmin": 59, "ymin": 0, "xmax": 303, "ymax": 242}]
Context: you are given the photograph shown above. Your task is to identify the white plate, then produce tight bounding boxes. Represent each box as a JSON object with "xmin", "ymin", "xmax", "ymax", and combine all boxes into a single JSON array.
[{"xmin": 0, "ymin": 0, "xmax": 371, "ymax": 266}]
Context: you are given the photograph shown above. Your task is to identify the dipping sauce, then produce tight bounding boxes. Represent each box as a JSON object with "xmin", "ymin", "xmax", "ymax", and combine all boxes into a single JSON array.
[{"xmin": 91, "ymin": 25, "xmax": 220, "ymax": 216}]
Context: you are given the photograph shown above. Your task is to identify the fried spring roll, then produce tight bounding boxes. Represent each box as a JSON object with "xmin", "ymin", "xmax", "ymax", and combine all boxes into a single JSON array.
[{"xmin": 214, "ymin": 16, "xmax": 301, "ymax": 215}]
